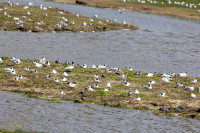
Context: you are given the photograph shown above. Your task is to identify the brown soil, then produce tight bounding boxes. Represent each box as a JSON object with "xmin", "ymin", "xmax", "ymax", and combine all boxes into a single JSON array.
[{"xmin": 54, "ymin": 0, "xmax": 200, "ymax": 20}]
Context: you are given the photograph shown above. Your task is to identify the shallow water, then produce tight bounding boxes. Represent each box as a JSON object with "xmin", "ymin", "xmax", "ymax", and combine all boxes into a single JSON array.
[
  {"xmin": 0, "ymin": 91, "xmax": 200, "ymax": 133},
  {"xmin": 0, "ymin": 0, "xmax": 200, "ymax": 76}
]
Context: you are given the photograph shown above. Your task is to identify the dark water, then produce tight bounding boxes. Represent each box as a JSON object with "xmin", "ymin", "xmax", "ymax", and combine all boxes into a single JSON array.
[{"xmin": 1, "ymin": 92, "xmax": 200, "ymax": 133}]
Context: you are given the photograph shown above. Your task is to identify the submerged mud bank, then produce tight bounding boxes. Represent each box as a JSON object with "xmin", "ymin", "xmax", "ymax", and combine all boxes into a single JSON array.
[{"xmin": 0, "ymin": 57, "xmax": 200, "ymax": 119}]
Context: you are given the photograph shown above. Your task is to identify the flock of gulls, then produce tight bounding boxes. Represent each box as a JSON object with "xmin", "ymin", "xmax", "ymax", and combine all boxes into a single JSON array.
[
  {"xmin": 0, "ymin": 1, "xmax": 127, "ymax": 32},
  {"xmin": 122, "ymin": 0, "xmax": 200, "ymax": 10},
  {"xmin": 1, "ymin": 57, "xmax": 200, "ymax": 105}
]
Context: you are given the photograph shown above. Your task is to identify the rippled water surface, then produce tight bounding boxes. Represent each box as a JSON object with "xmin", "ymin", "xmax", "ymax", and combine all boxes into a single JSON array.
[
  {"xmin": 0, "ymin": 0, "xmax": 200, "ymax": 132},
  {"xmin": 0, "ymin": 0, "xmax": 200, "ymax": 76},
  {"xmin": 1, "ymin": 92, "xmax": 200, "ymax": 133}
]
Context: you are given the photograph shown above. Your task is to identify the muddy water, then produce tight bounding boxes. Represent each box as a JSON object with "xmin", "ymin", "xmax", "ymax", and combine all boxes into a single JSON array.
[
  {"xmin": 0, "ymin": 0, "xmax": 200, "ymax": 76},
  {"xmin": 0, "ymin": 91, "xmax": 200, "ymax": 133}
]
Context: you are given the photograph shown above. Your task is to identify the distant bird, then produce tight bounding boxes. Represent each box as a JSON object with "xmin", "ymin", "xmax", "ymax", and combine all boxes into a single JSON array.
[
  {"xmin": 65, "ymin": 61, "xmax": 69, "ymax": 64},
  {"xmin": 191, "ymin": 79, "xmax": 197, "ymax": 83},
  {"xmin": 162, "ymin": 73, "xmax": 171, "ymax": 78},
  {"xmin": 123, "ymin": 82, "xmax": 131, "ymax": 87},
  {"xmin": 125, "ymin": 67, "xmax": 133, "ymax": 71},
  {"xmin": 65, "ymin": 62, "xmax": 74, "ymax": 71},
  {"xmin": 134, "ymin": 89, "xmax": 139, "ymax": 94},
  {"xmin": 176, "ymin": 108, "xmax": 182, "ymax": 112},
  {"xmin": 176, "ymin": 82, "xmax": 183, "ymax": 87},
  {"xmin": 94, "ymin": 77, "xmax": 100, "ymax": 83},
  {"xmin": 29, "ymin": 69, "xmax": 37, "ymax": 73},
  {"xmin": 75, "ymin": 13, "xmax": 79, "ymax": 18},
  {"xmin": 63, "ymin": 72, "xmax": 68, "ymax": 77},
  {"xmin": 28, "ymin": 2, "xmax": 33, "ymax": 6},
  {"xmin": 191, "ymin": 93, "xmax": 196, "ymax": 98},
  {"xmin": 198, "ymin": 88, "xmax": 200, "ymax": 93},
  {"xmin": 24, "ymin": 67, "xmax": 30, "ymax": 71},
  {"xmin": 94, "ymin": 74, "xmax": 98, "ymax": 79},
  {"xmin": 110, "ymin": 68, "xmax": 120, "ymax": 71},
  {"xmin": 52, "ymin": 69, "xmax": 57, "ymax": 74},
  {"xmin": 103, "ymin": 88, "xmax": 109, "ymax": 92},
  {"xmin": 146, "ymin": 73, "xmax": 153, "ymax": 77},
  {"xmin": 121, "ymin": 74, "xmax": 126, "ymax": 79},
  {"xmin": 122, "ymin": 21, "xmax": 126, "ymax": 24},
  {"xmin": 185, "ymin": 86, "xmax": 194, "ymax": 91},
  {"xmin": 97, "ymin": 65, "xmax": 107, "ymax": 68},
  {"xmin": 68, "ymin": 82, "xmax": 77, "ymax": 88},
  {"xmin": 178, "ymin": 72, "xmax": 187, "ymax": 77},
  {"xmin": 134, "ymin": 71, "xmax": 142, "ymax": 75},
  {"xmin": 82, "ymin": 22, "xmax": 87, "ymax": 26},
  {"xmin": 53, "ymin": 78, "xmax": 59, "ymax": 83},
  {"xmin": 149, "ymin": 80, "xmax": 156, "ymax": 85},
  {"xmin": 61, "ymin": 77, "xmax": 67, "ymax": 82},
  {"xmin": 135, "ymin": 96, "xmax": 141, "ymax": 101},
  {"xmin": 0, "ymin": 58, "xmax": 3, "ymax": 63},
  {"xmin": 27, "ymin": 12, "xmax": 30, "ymax": 15},
  {"xmin": 58, "ymin": 90, "xmax": 63, "ymax": 94},
  {"xmin": 91, "ymin": 83, "xmax": 99, "ymax": 88},
  {"xmin": 127, "ymin": 91, "xmax": 132, "ymax": 96},
  {"xmin": 7, "ymin": 70, "xmax": 16, "ymax": 74},
  {"xmin": 122, "ymin": 79, "xmax": 126, "ymax": 83},
  {"xmin": 91, "ymin": 65, "xmax": 97, "ymax": 68},
  {"xmin": 94, "ymin": 14, "xmax": 98, "ymax": 18},
  {"xmin": 165, "ymin": 109, "xmax": 170, "ymax": 113},
  {"xmin": 86, "ymin": 86, "xmax": 94, "ymax": 91},
  {"xmin": 45, "ymin": 61, "xmax": 50, "ymax": 66},
  {"xmin": 18, "ymin": 75, "xmax": 23, "ymax": 79},
  {"xmin": 55, "ymin": 59, "xmax": 60, "ymax": 63},
  {"xmin": 105, "ymin": 68, "xmax": 111, "ymax": 73},
  {"xmin": 22, "ymin": 16, "xmax": 26, "ymax": 19},
  {"xmin": 162, "ymin": 77, "xmax": 170, "ymax": 83},
  {"xmin": 160, "ymin": 92, "xmax": 165, "ymax": 97},
  {"xmin": 45, "ymin": 75, "xmax": 50, "ymax": 79},
  {"xmin": 34, "ymin": 62, "xmax": 43, "ymax": 68},
  {"xmin": 78, "ymin": 64, "xmax": 87, "ymax": 68},
  {"xmin": 14, "ymin": 77, "xmax": 19, "ymax": 81},
  {"xmin": 142, "ymin": 85, "xmax": 152, "ymax": 90},
  {"xmin": 106, "ymin": 83, "xmax": 111, "ymax": 88}
]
